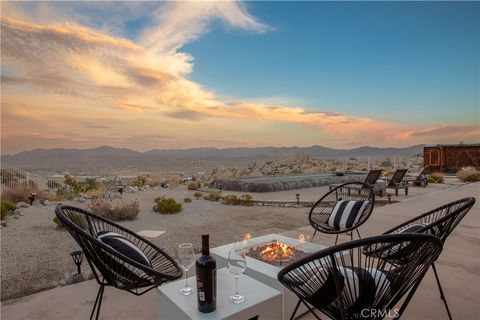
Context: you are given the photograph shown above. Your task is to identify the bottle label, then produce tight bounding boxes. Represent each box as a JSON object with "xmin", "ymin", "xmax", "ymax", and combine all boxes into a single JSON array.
[{"xmin": 198, "ymin": 291, "xmax": 205, "ymax": 301}]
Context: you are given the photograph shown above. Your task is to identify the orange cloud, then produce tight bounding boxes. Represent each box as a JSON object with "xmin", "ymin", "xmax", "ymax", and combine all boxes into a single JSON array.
[{"xmin": 1, "ymin": 3, "xmax": 478, "ymax": 154}]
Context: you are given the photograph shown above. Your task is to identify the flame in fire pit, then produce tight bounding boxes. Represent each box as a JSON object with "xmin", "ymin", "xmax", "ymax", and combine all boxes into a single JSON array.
[
  {"xmin": 260, "ymin": 241, "xmax": 296, "ymax": 261},
  {"xmin": 247, "ymin": 239, "xmax": 308, "ymax": 266}
]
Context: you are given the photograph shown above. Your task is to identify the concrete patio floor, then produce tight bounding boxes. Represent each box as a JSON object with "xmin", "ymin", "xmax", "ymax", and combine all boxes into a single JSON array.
[{"xmin": 2, "ymin": 182, "xmax": 479, "ymax": 320}]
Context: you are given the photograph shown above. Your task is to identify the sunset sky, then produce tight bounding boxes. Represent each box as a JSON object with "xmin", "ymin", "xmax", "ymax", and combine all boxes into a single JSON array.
[{"xmin": 1, "ymin": 1, "xmax": 479, "ymax": 155}]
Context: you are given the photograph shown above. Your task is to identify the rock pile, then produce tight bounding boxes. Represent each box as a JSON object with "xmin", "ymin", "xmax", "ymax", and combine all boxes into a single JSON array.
[{"xmin": 206, "ymin": 153, "xmax": 327, "ymax": 182}]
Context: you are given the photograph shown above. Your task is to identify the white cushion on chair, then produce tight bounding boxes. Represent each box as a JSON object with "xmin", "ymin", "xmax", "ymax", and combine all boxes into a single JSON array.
[{"xmin": 327, "ymin": 200, "xmax": 370, "ymax": 230}]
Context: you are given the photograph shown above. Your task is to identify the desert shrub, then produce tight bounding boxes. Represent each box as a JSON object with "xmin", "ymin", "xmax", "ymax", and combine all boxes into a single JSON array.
[
  {"xmin": 83, "ymin": 178, "xmax": 99, "ymax": 191},
  {"xmin": 1, "ymin": 185, "xmax": 46, "ymax": 203},
  {"xmin": 222, "ymin": 195, "xmax": 241, "ymax": 205},
  {"xmin": 428, "ymin": 172, "xmax": 444, "ymax": 184},
  {"xmin": 147, "ymin": 176, "xmax": 162, "ymax": 187},
  {"xmin": 55, "ymin": 187, "xmax": 77, "ymax": 200},
  {"xmin": 329, "ymin": 167, "xmax": 337, "ymax": 172},
  {"xmin": 193, "ymin": 192, "xmax": 203, "ymax": 199},
  {"xmin": 1, "ymin": 200, "xmax": 16, "ymax": 219},
  {"xmin": 204, "ymin": 191, "xmax": 222, "ymax": 202},
  {"xmin": 166, "ymin": 176, "xmax": 181, "ymax": 187},
  {"xmin": 184, "ymin": 197, "xmax": 192, "ymax": 203},
  {"xmin": 84, "ymin": 186, "xmax": 106, "ymax": 199},
  {"xmin": 221, "ymin": 194, "xmax": 253, "ymax": 206},
  {"xmin": 456, "ymin": 167, "xmax": 480, "ymax": 182},
  {"xmin": 187, "ymin": 181, "xmax": 200, "ymax": 190},
  {"xmin": 381, "ymin": 159, "xmax": 393, "ymax": 168},
  {"xmin": 131, "ymin": 176, "xmax": 147, "ymax": 187},
  {"xmin": 240, "ymin": 194, "xmax": 254, "ymax": 206},
  {"xmin": 153, "ymin": 197, "xmax": 182, "ymax": 214},
  {"xmin": 87, "ymin": 199, "xmax": 140, "ymax": 221},
  {"xmin": 63, "ymin": 175, "xmax": 99, "ymax": 194}
]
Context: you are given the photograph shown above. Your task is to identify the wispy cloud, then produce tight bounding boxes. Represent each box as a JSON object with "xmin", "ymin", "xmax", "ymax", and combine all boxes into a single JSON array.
[
  {"xmin": 84, "ymin": 122, "xmax": 112, "ymax": 129},
  {"xmin": 1, "ymin": 2, "xmax": 477, "ymax": 154}
]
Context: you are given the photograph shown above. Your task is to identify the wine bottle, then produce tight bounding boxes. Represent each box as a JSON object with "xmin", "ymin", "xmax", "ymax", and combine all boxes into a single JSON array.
[{"xmin": 196, "ymin": 234, "xmax": 217, "ymax": 313}]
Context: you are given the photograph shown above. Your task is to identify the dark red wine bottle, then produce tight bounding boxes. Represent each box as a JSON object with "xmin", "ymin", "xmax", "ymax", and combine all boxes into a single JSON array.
[{"xmin": 196, "ymin": 234, "xmax": 216, "ymax": 313}]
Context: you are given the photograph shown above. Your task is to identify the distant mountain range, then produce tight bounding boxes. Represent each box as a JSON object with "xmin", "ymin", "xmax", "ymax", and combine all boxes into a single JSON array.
[{"xmin": 1, "ymin": 145, "xmax": 424, "ymax": 174}]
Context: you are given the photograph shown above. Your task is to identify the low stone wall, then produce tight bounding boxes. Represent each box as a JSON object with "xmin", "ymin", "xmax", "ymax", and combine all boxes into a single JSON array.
[{"xmin": 216, "ymin": 173, "xmax": 366, "ymax": 192}]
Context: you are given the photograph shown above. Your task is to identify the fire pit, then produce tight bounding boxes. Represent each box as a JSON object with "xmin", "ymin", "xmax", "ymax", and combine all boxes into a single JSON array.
[
  {"xmin": 247, "ymin": 239, "xmax": 308, "ymax": 267},
  {"xmin": 211, "ymin": 233, "xmax": 335, "ymax": 318}
]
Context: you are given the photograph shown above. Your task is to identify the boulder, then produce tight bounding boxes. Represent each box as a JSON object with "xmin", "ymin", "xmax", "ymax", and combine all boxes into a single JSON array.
[
  {"xmin": 16, "ymin": 202, "xmax": 29, "ymax": 208},
  {"xmin": 66, "ymin": 273, "xmax": 85, "ymax": 285},
  {"xmin": 73, "ymin": 197, "xmax": 87, "ymax": 204},
  {"xmin": 40, "ymin": 199, "xmax": 51, "ymax": 206}
]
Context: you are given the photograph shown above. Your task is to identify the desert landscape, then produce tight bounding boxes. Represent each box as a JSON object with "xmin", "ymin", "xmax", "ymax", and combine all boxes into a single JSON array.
[{"xmin": 0, "ymin": 154, "xmax": 476, "ymax": 302}]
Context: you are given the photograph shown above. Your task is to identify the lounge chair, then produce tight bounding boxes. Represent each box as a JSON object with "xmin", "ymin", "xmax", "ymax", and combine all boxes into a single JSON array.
[
  {"xmin": 278, "ymin": 233, "xmax": 443, "ymax": 320},
  {"xmin": 404, "ymin": 166, "xmax": 429, "ymax": 187},
  {"xmin": 386, "ymin": 168, "xmax": 408, "ymax": 196},
  {"xmin": 329, "ymin": 169, "xmax": 384, "ymax": 196},
  {"xmin": 362, "ymin": 197, "xmax": 475, "ymax": 320},
  {"xmin": 55, "ymin": 205, "xmax": 183, "ymax": 320},
  {"xmin": 309, "ymin": 182, "xmax": 375, "ymax": 244}
]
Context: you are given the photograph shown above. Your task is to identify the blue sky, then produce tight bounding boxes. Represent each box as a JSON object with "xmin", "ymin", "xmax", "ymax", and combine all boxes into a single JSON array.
[
  {"xmin": 1, "ymin": 1, "xmax": 479, "ymax": 153},
  {"xmin": 184, "ymin": 1, "xmax": 479, "ymax": 124}
]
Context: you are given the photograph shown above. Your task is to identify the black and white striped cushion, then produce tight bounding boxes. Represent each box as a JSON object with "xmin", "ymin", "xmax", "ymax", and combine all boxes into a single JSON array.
[
  {"xmin": 306, "ymin": 266, "xmax": 392, "ymax": 314},
  {"xmin": 327, "ymin": 200, "xmax": 370, "ymax": 230},
  {"xmin": 97, "ymin": 231, "xmax": 151, "ymax": 280}
]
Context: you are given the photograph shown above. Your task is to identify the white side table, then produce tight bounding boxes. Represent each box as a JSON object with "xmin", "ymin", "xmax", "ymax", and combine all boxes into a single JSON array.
[
  {"xmin": 211, "ymin": 234, "xmax": 341, "ymax": 319},
  {"xmin": 157, "ymin": 267, "xmax": 282, "ymax": 320}
]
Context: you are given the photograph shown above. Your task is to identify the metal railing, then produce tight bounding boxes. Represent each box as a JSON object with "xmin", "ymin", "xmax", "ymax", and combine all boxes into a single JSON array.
[{"xmin": 0, "ymin": 166, "xmax": 64, "ymax": 193}]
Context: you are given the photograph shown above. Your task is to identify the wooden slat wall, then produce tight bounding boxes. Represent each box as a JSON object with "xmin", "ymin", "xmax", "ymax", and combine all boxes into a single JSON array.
[{"xmin": 424, "ymin": 145, "xmax": 480, "ymax": 173}]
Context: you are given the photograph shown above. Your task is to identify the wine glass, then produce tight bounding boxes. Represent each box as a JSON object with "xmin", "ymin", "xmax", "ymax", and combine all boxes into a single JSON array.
[
  {"xmin": 227, "ymin": 246, "xmax": 247, "ymax": 303},
  {"xmin": 177, "ymin": 243, "xmax": 195, "ymax": 295}
]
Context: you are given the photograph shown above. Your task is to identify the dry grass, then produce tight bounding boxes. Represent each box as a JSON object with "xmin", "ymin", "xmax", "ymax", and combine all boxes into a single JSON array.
[
  {"xmin": 1, "ymin": 185, "xmax": 50, "ymax": 203},
  {"xmin": 457, "ymin": 167, "xmax": 480, "ymax": 182},
  {"xmin": 87, "ymin": 199, "xmax": 140, "ymax": 221},
  {"xmin": 165, "ymin": 176, "xmax": 181, "ymax": 187},
  {"xmin": 428, "ymin": 172, "xmax": 444, "ymax": 183},
  {"xmin": 147, "ymin": 176, "xmax": 162, "ymax": 187},
  {"xmin": 83, "ymin": 185, "xmax": 107, "ymax": 198},
  {"xmin": 187, "ymin": 181, "xmax": 200, "ymax": 190}
]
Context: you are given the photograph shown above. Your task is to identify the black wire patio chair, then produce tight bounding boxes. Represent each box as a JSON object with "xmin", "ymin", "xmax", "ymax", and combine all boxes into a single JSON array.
[
  {"xmin": 278, "ymin": 233, "xmax": 443, "ymax": 320},
  {"xmin": 309, "ymin": 182, "xmax": 375, "ymax": 244},
  {"xmin": 55, "ymin": 205, "xmax": 183, "ymax": 320},
  {"xmin": 329, "ymin": 170, "xmax": 384, "ymax": 196},
  {"xmin": 362, "ymin": 197, "xmax": 475, "ymax": 320}
]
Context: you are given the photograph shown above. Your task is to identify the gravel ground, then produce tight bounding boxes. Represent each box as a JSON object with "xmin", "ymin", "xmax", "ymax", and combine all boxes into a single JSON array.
[{"xmin": 1, "ymin": 186, "xmax": 310, "ymax": 301}]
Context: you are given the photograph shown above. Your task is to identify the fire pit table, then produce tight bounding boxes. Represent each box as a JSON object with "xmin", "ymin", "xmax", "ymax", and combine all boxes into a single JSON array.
[{"xmin": 211, "ymin": 234, "xmax": 344, "ymax": 319}]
